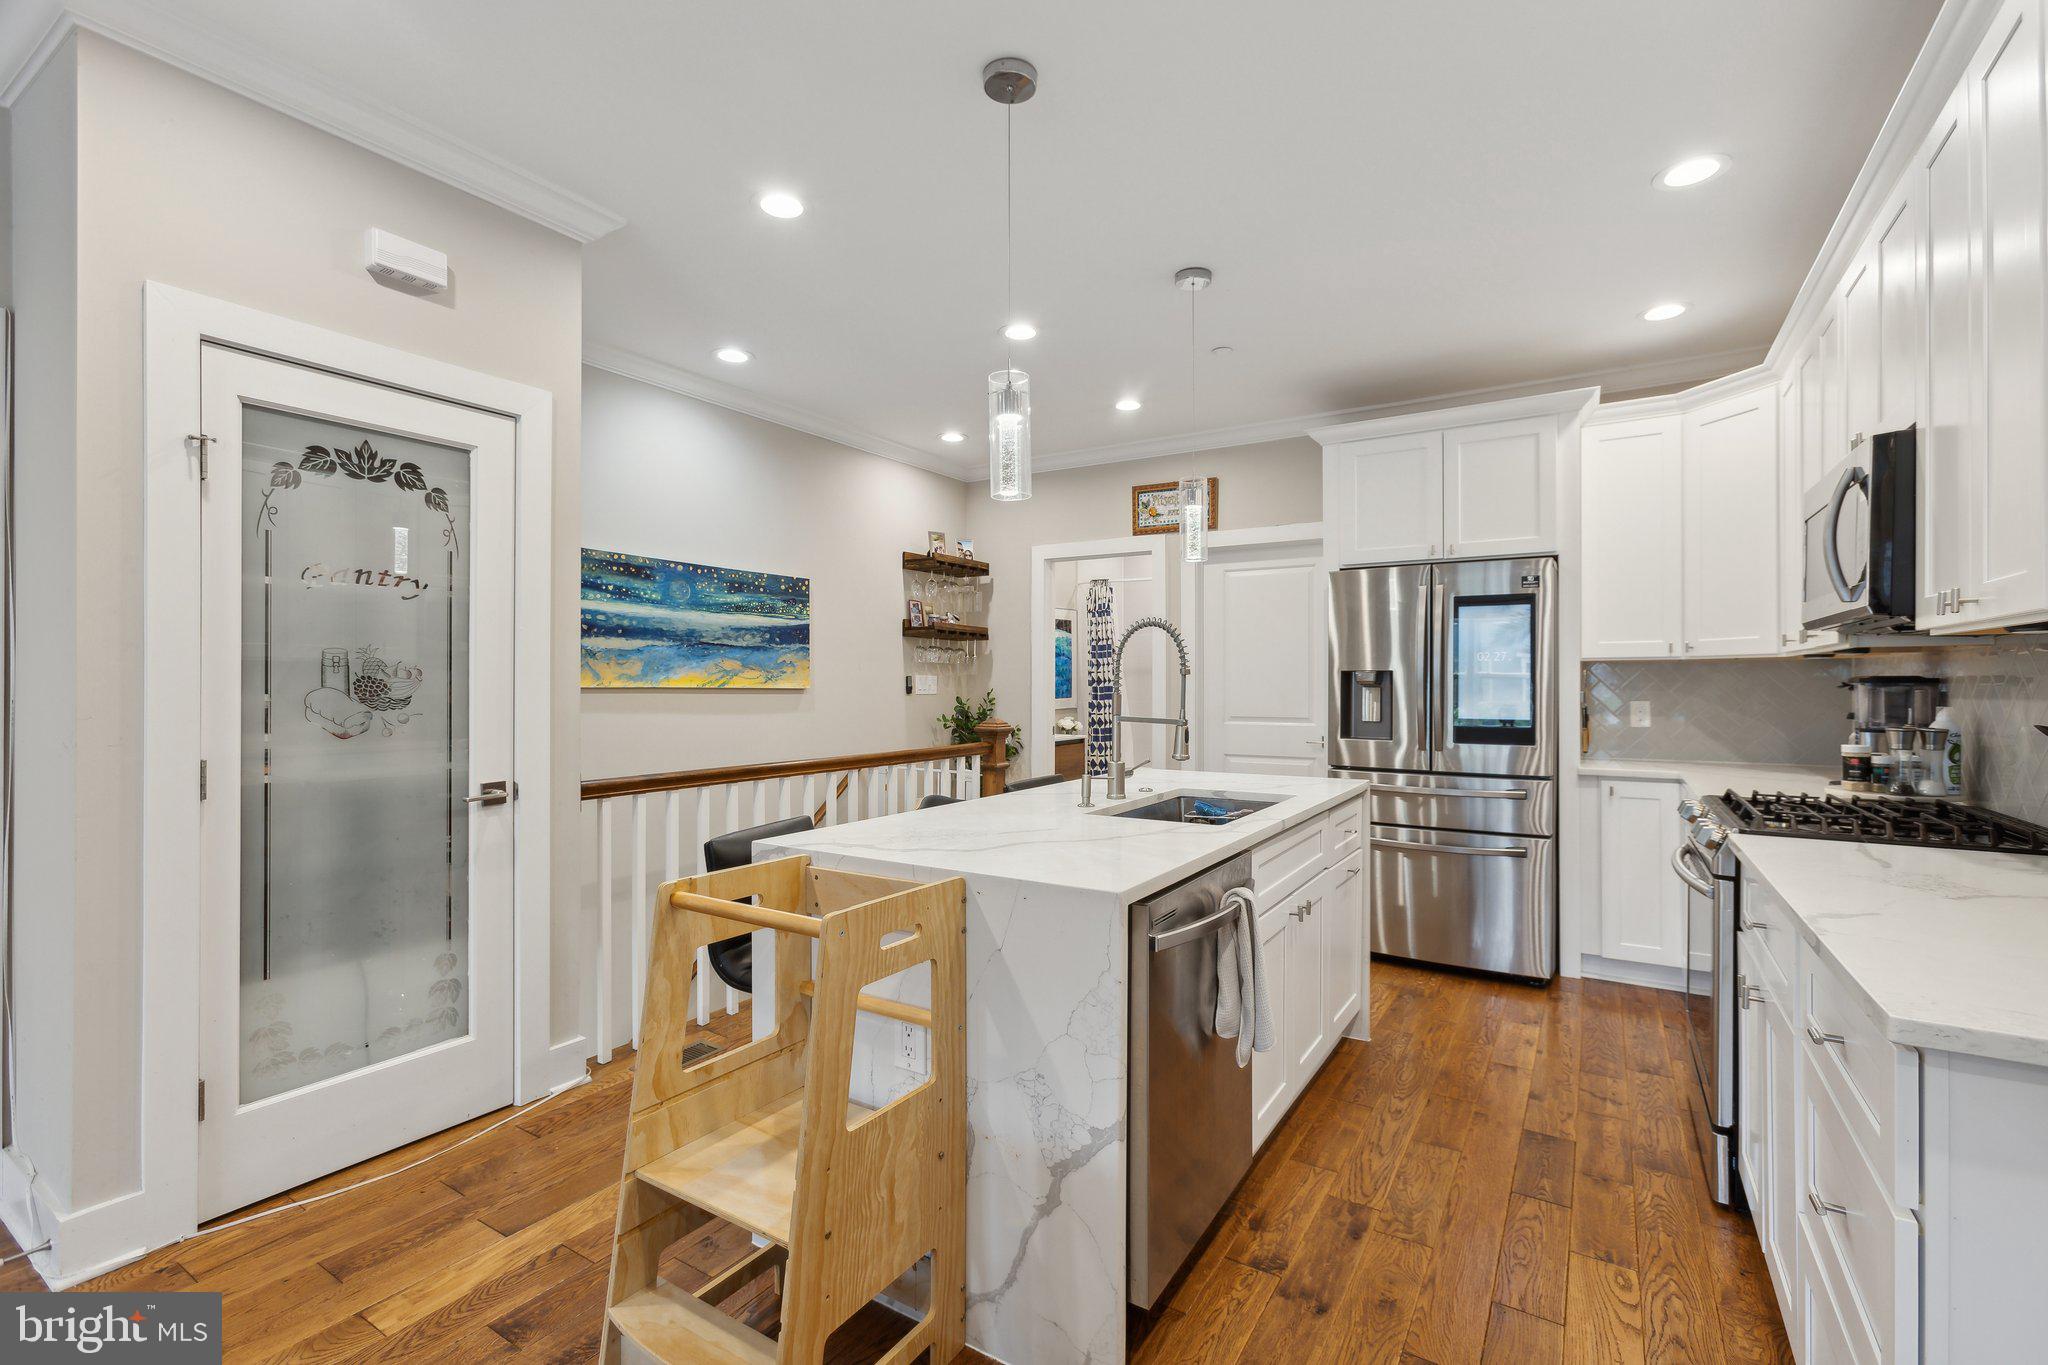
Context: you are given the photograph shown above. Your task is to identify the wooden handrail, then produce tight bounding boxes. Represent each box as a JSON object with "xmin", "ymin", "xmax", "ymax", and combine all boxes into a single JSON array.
[{"xmin": 581, "ymin": 742, "xmax": 987, "ymax": 802}]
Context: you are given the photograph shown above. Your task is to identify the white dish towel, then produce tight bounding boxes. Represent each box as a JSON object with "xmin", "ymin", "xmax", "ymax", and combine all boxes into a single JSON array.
[{"xmin": 1213, "ymin": 886, "xmax": 1273, "ymax": 1067}]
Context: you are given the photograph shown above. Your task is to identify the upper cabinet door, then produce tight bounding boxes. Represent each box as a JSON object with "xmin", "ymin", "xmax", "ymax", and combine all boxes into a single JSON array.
[
  {"xmin": 1581, "ymin": 416, "xmax": 1682, "ymax": 658},
  {"xmin": 1961, "ymin": 0, "xmax": 2048, "ymax": 629},
  {"xmin": 1921, "ymin": 86, "xmax": 1975, "ymax": 627},
  {"xmin": 1874, "ymin": 186, "xmax": 1926, "ymax": 436},
  {"xmin": 1797, "ymin": 307, "xmax": 1841, "ymax": 500},
  {"xmin": 1442, "ymin": 417, "xmax": 1557, "ymax": 558},
  {"xmin": 1327, "ymin": 431, "xmax": 1445, "ymax": 565},
  {"xmin": 1682, "ymin": 385, "xmax": 1781, "ymax": 656},
  {"xmin": 1840, "ymin": 246, "xmax": 1882, "ymax": 455}
]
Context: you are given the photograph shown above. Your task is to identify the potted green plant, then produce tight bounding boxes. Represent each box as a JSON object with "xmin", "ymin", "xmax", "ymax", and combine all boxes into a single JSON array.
[{"xmin": 939, "ymin": 689, "xmax": 1020, "ymax": 760}]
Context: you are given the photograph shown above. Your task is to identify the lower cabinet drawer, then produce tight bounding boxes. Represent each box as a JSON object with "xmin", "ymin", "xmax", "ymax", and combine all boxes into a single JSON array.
[
  {"xmin": 1801, "ymin": 945, "xmax": 1919, "ymax": 1204},
  {"xmin": 1797, "ymin": 1216, "xmax": 1879, "ymax": 1365},
  {"xmin": 1739, "ymin": 871, "xmax": 1793, "ymax": 996},
  {"xmin": 1799, "ymin": 1048, "xmax": 1917, "ymax": 1364},
  {"xmin": 1329, "ymin": 798, "xmax": 1363, "ymax": 860}
]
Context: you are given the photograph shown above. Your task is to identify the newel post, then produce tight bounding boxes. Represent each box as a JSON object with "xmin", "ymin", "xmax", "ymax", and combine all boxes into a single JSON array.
[{"xmin": 974, "ymin": 719, "xmax": 1016, "ymax": 796}]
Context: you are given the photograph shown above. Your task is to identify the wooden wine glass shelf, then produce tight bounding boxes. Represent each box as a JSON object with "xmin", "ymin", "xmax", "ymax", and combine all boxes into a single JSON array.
[
  {"xmin": 902, "ymin": 621, "xmax": 989, "ymax": 641},
  {"xmin": 902, "ymin": 550, "xmax": 990, "ymax": 578}
]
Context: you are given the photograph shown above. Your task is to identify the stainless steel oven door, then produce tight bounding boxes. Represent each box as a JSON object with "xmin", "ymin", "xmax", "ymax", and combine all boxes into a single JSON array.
[
  {"xmin": 1802, "ymin": 457, "xmax": 1872, "ymax": 631},
  {"xmin": 1675, "ymin": 837, "xmax": 1738, "ymax": 1204}
]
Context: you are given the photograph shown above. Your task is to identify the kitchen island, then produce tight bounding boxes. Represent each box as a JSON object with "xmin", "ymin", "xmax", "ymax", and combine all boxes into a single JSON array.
[{"xmin": 760, "ymin": 769, "xmax": 1367, "ymax": 1365}]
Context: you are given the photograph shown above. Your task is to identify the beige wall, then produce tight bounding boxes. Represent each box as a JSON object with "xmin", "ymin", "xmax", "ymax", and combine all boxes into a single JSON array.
[
  {"xmin": 964, "ymin": 436, "xmax": 1323, "ymax": 778},
  {"xmin": 12, "ymin": 33, "xmax": 585, "ymax": 1211},
  {"xmin": 580, "ymin": 366, "xmax": 976, "ymax": 778}
]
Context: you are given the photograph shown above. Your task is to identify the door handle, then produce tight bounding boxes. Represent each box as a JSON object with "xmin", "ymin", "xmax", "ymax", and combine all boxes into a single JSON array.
[
  {"xmin": 1670, "ymin": 843, "xmax": 1715, "ymax": 896},
  {"xmin": 1823, "ymin": 464, "xmax": 1869, "ymax": 603},
  {"xmin": 1398, "ymin": 784, "xmax": 1529, "ymax": 800},
  {"xmin": 1805, "ymin": 1023, "xmax": 1847, "ymax": 1048},
  {"xmin": 1431, "ymin": 580, "xmax": 1449, "ymax": 753},
  {"xmin": 1371, "ymin": 837, "xmax": 1527, "ymax": 859},
  {"xmin": 1306, "ymin": 737, "xmax": 1326, "ymax": 747},
  {"xmin": 465, "ymin": 780, "xmax": 516, "ymax": 807},
  {"xmin": 1149, "ymin": 900, "xmax": 1245, "ymax": 953},
  {"xmin": 1807, "ymin": 1188, "xmax": 1850, "ymax": 1219}
]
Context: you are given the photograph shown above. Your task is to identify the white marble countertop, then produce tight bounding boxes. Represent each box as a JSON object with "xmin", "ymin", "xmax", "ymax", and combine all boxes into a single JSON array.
[
  {"xmin": 761, "ymin": 768, "xmax": 1364, "ymax": 905},
  {"xmin": 1582, "ymin": 758, "xmax": 2048, "ymax": 1066}
]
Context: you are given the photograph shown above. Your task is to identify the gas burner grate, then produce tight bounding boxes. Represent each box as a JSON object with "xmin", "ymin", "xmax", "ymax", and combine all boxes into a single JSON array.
[{"xmin": 1714, "ymin": 791, "xmax": 2048, "ymax": 855}]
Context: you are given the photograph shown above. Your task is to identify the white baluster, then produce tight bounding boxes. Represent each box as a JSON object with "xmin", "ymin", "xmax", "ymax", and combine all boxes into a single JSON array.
[
  {"xmin": 968, "ymin": 752, "xmax": 982, "ymax": 798},
  {"xmin": 864, "ymin": 767, "xmax": 879, "ymax": 819},
  {"xmin": 778, "ymin": 776, "xmax": 793, "ymax": 820},
  {"xmin": 691, "ymin": 790, "xmax": 712, "ymax": 1023},
  {"xmin": 596, "ymin": 799, "xmax": 614, "ymax": 1064},
  {"xmin": 804, "ymin": 773, "xmax": 818, "ymax": 827},
  {"xmin": 664, "ymin": 790, "xmax": 682, "ymax": 883},
  {"xmin": 752, "ymin": 781, "xmax": 767, "ymax": 827},
  {"xmin": 630, "ymin": 794, "xmax": 648, "ymax": 1050}
]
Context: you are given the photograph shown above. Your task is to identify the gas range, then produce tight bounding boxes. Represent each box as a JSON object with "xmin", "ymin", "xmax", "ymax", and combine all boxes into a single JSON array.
[{"xmin": 1702, "ymin": 790, "xmax": 2048, "ymax": 856}]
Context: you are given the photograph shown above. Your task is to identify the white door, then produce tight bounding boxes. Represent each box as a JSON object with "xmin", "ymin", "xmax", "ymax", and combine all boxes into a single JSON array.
[
  {"xmin": 1284, "ymin": 866, "xmax": 1331, "ymax": 1093},
  {"xmin": 1682, "ymin": 384, "xmax": 1780, "ymax": 656},
  {"xmin": 1320, "ymin": 851, "xmax": 1364, "ymax": 1038},
  {"xmin": 1442, "ymin": 417, "xmax": 1557, "ymax": 559},
  {"xmin": 1328, "ymin": 432, "xmax": 1443, "ymax": 564},
  {"xmin": 1580, "ymin": 416, "xmax": 1683, "ymax": 658},
  {"xmin": 1251, "ymin": 907, "xmax": 1291, "ymax": 1149},
  {"xmin": 1199, "ymin": 544, "xmax": 1327, "ymax": 774},
  {"xmin": 197, "ymin": 346, "xmax": 516, "ymax": 1217},
  {"xmin": 1596, "ymin": 781, "xmax": 1686, "ymax": 968}
]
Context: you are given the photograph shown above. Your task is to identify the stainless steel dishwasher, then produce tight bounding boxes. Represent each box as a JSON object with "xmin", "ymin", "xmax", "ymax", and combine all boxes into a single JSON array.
[{"xmin": 1127, "ymin": 853, "xmax": 1255, "ymax": 1309}]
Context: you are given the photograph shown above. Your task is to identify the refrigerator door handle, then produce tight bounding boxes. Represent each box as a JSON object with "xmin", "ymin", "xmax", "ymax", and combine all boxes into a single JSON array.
[{"xmin": 1431, "ymin": 576, "xmax": 1450, "ymax": 756}]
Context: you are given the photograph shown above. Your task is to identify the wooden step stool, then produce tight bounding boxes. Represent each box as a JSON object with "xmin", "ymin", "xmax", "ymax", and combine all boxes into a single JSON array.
[{"xmin": 601, "ymin": 854, "xmax": 968, "ymax": 1364}]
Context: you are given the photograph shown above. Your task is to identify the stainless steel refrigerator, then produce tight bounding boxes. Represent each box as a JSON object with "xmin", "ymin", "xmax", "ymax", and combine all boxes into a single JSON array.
[{"xmin": 1328, "ymin": 557, "xmax": 1558, "ymax": 981}]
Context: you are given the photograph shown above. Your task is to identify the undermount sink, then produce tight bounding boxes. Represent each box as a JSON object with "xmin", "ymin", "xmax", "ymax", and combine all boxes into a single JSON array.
[{"xmin": 1106, "ymin": 793, "xmax": 1280, "ymax": 825}]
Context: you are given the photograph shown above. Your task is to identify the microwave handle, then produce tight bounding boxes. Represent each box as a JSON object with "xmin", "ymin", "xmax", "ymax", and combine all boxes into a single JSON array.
[{"xmin": 1822, "ymin": 464, "xmax": 1868, "ymax": 604}]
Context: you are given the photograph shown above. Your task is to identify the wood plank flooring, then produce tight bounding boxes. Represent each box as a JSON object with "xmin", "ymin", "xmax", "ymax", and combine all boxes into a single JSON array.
[{"xmin": 0, "ymin": 962, "xmax": 1787, "ymax": 1364}]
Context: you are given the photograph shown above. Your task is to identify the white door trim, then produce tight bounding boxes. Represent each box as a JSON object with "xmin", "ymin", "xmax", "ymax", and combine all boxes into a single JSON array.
[
  {"xmin": 1177, "ymin": 523, "xmax": 1326, "ymax": 771},
  {"xmin": 136, "ymin": 282, "xmax": 564, "ymax": 1266},
  {"xmin": 1026, "ymin": 535, "xmax": 1172, "ymax": 783}
]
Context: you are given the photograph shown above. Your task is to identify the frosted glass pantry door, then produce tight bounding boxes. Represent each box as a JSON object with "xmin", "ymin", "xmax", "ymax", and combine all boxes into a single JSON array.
[{"xmin": 197, "ymin": 345, "xmax": 515, "ymax": 1219}]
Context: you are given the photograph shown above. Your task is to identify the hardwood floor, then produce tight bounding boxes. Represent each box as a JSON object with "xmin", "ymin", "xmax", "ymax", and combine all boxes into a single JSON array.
[
  {"xmin": 0, "ymin": 962, "xmax": 1786, "ymax": 1363},
  {"xmin": 1133, "ymin": 962, "xmax": 1792, "ymax": 1365}
]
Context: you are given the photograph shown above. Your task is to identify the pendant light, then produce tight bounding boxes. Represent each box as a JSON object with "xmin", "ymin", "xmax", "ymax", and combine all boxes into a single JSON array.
[
  {"xmin": 1176, "ymin": 266, "xmax": 1213, "ymax": 562},
  {"xmin": 984, "ymin": 58, "xmax": 1038, "ymax": 501}
]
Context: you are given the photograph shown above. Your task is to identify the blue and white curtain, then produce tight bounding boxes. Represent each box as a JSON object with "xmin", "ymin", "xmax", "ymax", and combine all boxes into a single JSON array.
[{"xmin": 1085, "ymin": 578, "xmax": 1115, "ymax": 777}]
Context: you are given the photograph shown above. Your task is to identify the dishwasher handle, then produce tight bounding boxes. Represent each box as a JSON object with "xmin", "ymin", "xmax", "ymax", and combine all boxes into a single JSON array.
[{"xmin": 1149, "ymin": 892, "xmax": 1250, "ymax": 953}]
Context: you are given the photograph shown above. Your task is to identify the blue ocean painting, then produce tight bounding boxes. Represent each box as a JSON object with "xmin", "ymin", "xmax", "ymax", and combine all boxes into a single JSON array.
[
  {"xmin": 1052, "ymin": 619, "xmax": 1074, "ymax": 701},
  {"xmin": 581, "ymin": 548, "xmax": 811, "ymax": 689}
]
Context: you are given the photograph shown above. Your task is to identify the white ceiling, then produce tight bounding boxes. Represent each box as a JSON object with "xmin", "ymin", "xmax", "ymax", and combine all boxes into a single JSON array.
[{"xmin": 20, "ymin": 0, "xmax": 1943, "ymax": 475}]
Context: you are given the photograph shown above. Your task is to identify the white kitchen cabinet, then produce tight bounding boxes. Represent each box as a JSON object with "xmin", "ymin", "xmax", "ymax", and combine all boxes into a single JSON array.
[
  {"xmin": 1920, "ymin": 84, "xmax": 1974, "ymax": 628},
  {"xmin": 1320, "ymin": 851, "xmax": 1364, "ymax": 1038},
  {"xmin": 1797, "ymin": 307, "xmax": 1841, "ymax": 501},
  {"xmin": 1594, "ymin": 779, "xmax": 1685, "ymax": 969},
  {"xmin": 1681, "ymin": 383, "xmax": 1780, "ymax": 656},
  {"xmin": 1442, "ymin": 418, "xmax": 1557, "ymax": 559},
  {"xmin": 1251, "ymin": 902, "xmax": 1291, "ymax": 1149},
  {"xmin": 1283, "ymin": 864, "xmax": 1332, "ymax": 1094},
  {"xmin": 1580, "ymin": 416, "xmax": 1682, "ymax": 658},
  {"xmin": 1737, "ymin": 929, "xmax": 1799, "ymax": 1311},
  {"xmin": 1323, "ymin": 431, "xmax": 1444, "ymax": 565},
  {"xmin": 1840, "ymin": 245, "xmax": 1882, "ymax": 459},
  {"xmin": 1948, "ymin": 0, "xmax": 2048, "ymax": 633},
  {"xmin": 1315, "ymin": 392, "xmax": 1587, "ymax": 568}
]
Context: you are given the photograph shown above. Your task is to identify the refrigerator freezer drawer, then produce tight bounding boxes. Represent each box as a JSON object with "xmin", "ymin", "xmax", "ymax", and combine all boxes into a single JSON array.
[
  {"xmin": 1369, "ymin": 827, "xmax": 1557, "ymax": 979},
  {"xmin": 1364, "ymin": 772, "xmax": 1555, "ymax": 837}
]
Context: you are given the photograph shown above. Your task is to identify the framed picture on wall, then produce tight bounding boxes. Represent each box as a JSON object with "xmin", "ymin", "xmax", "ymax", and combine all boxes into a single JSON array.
[
  {"xmin": 1051, "ymin": 608, "xmax": 1075, "ymax": 702},
  {"xmin": 1131, "ymin": 478, "xmax": 1219, "ymax": 536},
  {"xmin": 928, "ymin": 530, "xmax": 948, "ymax": 556},
  {"xmin": 580, "ymin": 548, "xmax": 811, "ymax": 689},
  {"xmin": 907, "ymin": 598, "xmax": 928, "ymax": 629}
]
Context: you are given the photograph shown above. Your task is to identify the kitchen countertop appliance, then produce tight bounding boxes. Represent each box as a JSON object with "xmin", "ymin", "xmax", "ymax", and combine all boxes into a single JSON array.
[
  {"xmin": 1329, "ymin": 556, "xmax": 1558, "ymax": 981},
  {"xmin": 1671, "ymin": 799, "xmax": 1742, "ymax": 1207},
  {"xmin": 1847, "ymin": 675, "xmax": 1942, "ymax": 736},
  {"xmin": 1802, "ymin": 425, "xmax": 1916, "ymax": 633},
  {"xmin": 1127, "ymin": 853, "xmax": 1254, "ymax": 1309}
]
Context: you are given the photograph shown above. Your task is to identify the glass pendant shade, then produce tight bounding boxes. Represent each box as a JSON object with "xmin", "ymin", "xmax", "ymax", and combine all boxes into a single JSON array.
[
  {"xmin": 988, "ymin": 368, "xmax": 1033, "ymax": 501},
  {"xmin": 1180, "ymin": 476, "xmax": 1209, "ymax": 562}
]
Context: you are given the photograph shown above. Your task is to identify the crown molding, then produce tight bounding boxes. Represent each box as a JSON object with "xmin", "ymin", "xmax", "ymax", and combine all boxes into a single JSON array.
[
  {"xmin": 1309, "ymin": 386, "xmax": 1603, "ymax": 446},
  {"xmin": 582, "ymin": 342, "xmax": 965, "ymax": 480},
  {"xmin": 1022, "ymin": 343, "xmax": 1763, "ymax": 476},
  {"xmin": 0, "ymin": 0, "xmax": 625, "ymax": 243},
  {"xmin": 1580, "ymin": 361, "xmax": 1779, "ymax": 424}
]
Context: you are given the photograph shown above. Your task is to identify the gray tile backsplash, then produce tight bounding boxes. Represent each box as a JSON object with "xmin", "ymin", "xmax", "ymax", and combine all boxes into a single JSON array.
[
  {"xmin": 1584, "ymin": 658, "xmax": 1852, "ymax": 765},
  {"xmin": 1585, "ymin": 641, "xmax": 2048, "ymax": 825}
]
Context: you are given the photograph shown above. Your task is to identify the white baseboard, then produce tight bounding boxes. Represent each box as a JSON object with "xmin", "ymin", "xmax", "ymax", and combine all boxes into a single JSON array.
[
  {"xmin": 1578, "ymin": 954, "xmax": 1686, "ymax": 993},
  {"xmin": 0, "ymin": 1146, "xmax": 153, "ymax": 1289}
]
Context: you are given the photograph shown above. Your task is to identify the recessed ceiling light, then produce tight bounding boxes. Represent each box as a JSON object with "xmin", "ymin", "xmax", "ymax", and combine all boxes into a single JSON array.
[
  {"xmin": 757, "ymin": 192, "xmax": 804, "ymax": 219},
  {"xmin": 1641, "ymin": 302, "xmax": 1688, "ymax": 322},
  {"xmin": 715, "ymin": 346, "xmax": 752, "ymax": 363},
  {"xmin": 940, "ymin": 430, "xmax": 965, "ymax": 443},
  {"xmin": 1656, "ymin": 155, "xmax": 1728, "ymax": 190},
  {"xmin": 1210, "ymin": 345, "xmax": 1234, "ymax": 355},
  {"xmin": 1114, "ymin": 397, "xmax": 1142, "ymax": 412},
  {"xmin": 1002, "ymin": 321, "xmax": 1038, "ymax": 341}
]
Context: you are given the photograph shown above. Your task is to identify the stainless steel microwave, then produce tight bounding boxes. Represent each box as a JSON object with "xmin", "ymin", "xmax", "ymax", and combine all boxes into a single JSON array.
[{"xmin": 1801, "ymin": 426, "xmax": 1916, "ymax": 633}]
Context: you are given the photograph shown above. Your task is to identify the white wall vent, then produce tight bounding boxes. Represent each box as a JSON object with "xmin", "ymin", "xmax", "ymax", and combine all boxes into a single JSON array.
[{"xmin": 364, "ymin": 228, "xmax": 449, "ymax": 293}]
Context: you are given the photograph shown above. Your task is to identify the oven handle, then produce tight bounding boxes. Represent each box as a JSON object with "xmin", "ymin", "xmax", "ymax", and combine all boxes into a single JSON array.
[
  {"xmin": 1371, "ymin": 837, "xmax": 1527, "ymax": 860},
  {"xmin": 1671, "ymin": 841, "xmax": 1716, "ymax": 896},
  {"xmin": 1823, "ymin": 464, "xmax": 1869, "ymax": 604}
]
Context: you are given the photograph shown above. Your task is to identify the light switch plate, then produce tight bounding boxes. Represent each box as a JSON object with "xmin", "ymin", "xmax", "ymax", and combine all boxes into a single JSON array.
[
  {"xmin": 1630, "ymin": 700, "xmax": 1652, "ymax": 728},
  {"xmin": 915, "ymin": 674, "xmax": 938, "ymax": 695}
]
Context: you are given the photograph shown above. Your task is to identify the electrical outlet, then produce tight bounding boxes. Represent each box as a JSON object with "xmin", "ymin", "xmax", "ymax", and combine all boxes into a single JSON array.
[
  {"xmin": 1630, "ymin": 700, "xmax": 1652, "ymax": 728},
  {"xmin": 898, "ymin": 1023, "xmax": 929, "ymax": 1075},
  {"xmin": 915, "ymin": 674, "xmax": 938, "ymax": 695}
]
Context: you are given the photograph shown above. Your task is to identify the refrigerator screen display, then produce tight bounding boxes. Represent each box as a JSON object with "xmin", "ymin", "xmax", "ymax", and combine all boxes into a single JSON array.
[{"xmin": 1451, "ymin": 595, "xmax": 1535, "ymax": 745}]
